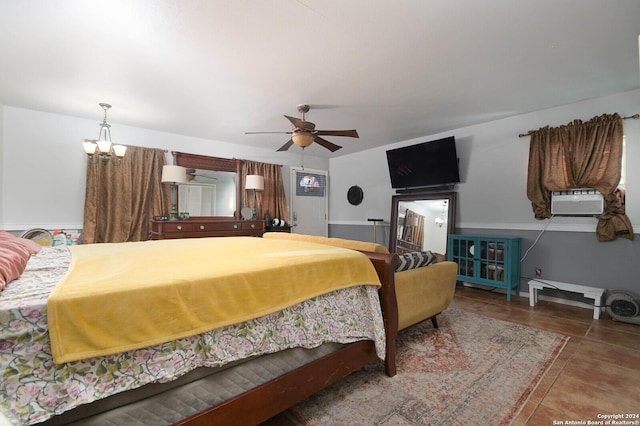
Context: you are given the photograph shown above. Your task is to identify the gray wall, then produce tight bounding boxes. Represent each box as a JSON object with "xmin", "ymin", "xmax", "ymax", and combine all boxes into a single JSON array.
[
  {"xmin": 456, "ymin": 227, "xmax": 637, "ymax": 295},
  {"xmin": 329, "ymin": 222, "xmax": 638, "ymax": 296},
  {"xmin": 330, "ymin": 223, "xmax": 390, "ymax": 247}
]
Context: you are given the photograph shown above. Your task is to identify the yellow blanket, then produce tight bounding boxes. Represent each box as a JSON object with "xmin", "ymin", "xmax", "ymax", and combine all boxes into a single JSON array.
[{"xmin": 47, "ymin": 237, "xmax": 381, "ymax": 364}]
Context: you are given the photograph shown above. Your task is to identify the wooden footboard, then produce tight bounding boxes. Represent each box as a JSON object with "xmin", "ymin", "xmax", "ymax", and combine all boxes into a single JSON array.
[
  {"xmin": 364, "ymin": 250, "xmax": 398, "ymax": 377},
  {"xmin": 175, "ymin": 250, "xmax": 399, "ymax": 426},
  {"xmin": 176, "ymin": 341, "xmax": 376, "ymax": 426}
]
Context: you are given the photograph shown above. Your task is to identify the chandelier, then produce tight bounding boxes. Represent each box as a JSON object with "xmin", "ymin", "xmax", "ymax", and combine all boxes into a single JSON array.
[
  {"xmin": 434, "ymin": 201, "xmax": 447, "ymax": 227},
  {"xmin": 83, "ymin": 103, "xmax": 127, "ymax": 164}
]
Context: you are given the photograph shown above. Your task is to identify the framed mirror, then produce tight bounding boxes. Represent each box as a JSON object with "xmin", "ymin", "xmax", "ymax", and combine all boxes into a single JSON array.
[
  {"xmin": 178, "ymin": 169, "xmax": 237, "ymax": 216},
  {"xmin": 173, "ymin": 151, "xmax": 242, "ymax": 218},
  {"xmin": 388, "ymin": 192, "xmax": 457, "ymax": 256}
]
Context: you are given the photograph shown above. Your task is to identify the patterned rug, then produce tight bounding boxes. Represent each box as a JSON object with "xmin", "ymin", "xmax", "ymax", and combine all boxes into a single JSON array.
[{"xmin": 289, "ymin": 308, "xmax": 569, "ymax": 425}]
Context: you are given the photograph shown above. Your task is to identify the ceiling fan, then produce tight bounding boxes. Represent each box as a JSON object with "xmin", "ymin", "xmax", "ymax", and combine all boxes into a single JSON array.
[
  {"xmin": 186, "ymin": 168, "xmax": 217, "ymax": 182},
  {"xmin": 245, "ymin": 104, "xmax": 359, "ymax": 152}
]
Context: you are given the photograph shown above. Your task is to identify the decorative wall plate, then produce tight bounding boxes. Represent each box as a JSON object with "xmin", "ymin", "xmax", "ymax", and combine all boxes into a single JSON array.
[
  {"xmin": 347, "ymin": 185, "xmax": 364, "ymax": 205},
  {"xmin": 241, "ymin": 207, "xmax": 253, "ymax": 220}
]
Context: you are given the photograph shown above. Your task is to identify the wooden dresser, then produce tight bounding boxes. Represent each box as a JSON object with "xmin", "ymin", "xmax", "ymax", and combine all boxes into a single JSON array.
[{"xmin": 151, "ymin": 218, "xmax": 265, "ymax": 240}]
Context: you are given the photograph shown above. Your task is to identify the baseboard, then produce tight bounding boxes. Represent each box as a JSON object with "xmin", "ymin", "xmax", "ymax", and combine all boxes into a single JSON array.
[{"xmin": 460, "ymin": 282, "xmax": 600, "ymax": 311}]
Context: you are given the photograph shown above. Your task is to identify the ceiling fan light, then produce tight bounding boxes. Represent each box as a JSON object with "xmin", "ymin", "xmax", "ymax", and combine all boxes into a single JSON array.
[{"xmin": 292, "ymin": 133, "xmax": 314, "ymax": 148}]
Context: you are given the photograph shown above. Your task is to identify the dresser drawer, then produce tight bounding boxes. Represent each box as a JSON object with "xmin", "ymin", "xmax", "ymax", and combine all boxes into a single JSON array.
[
  {"xmin": 191, "ymin": 222, "xmax": 240, "ymax": 232},
  {"xmin": 204, "ymin": 221, "xmax": 243, "ymax": 232},
  {"xmin": 241, "ymin": 221, "xmax": 262, "ymax": 232},
  {"xmin": 162, "ymin": 223, "xmax": 194, "ymax": 233}
]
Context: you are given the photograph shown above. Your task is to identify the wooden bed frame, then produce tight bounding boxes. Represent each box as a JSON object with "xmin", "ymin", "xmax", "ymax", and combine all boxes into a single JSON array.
[
  {"xmin": 33, "ymin": 249, "xmax": 398, "ymax": 426},
  {"xmin": 175, "ymin": 250, "xmax": 399, "ymax": 426}
]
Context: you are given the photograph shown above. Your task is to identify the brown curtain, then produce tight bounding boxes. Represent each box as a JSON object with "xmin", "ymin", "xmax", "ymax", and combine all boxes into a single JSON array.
[
  {"xmin": 241, "ymin": 160, "xmax": 288, "ymax": 222},
  {"xmin": 83, "ymin": 146, "xmax": 169, "ymax": 243},
  {"xmin": 527, "ymin": 113, "xmax": 633, "ymax": 241}
]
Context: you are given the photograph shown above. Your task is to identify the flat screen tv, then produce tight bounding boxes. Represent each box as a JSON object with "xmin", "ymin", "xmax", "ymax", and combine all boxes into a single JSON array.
[{"xmin": 386, "ymin": 136, "xmax": 460, "ymax": 190}]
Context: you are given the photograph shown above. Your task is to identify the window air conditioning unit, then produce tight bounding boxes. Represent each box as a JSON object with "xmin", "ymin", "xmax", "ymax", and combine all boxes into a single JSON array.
[{"xmin": 550, "ymin": 188, "xmax": 604, "ymax": 216}]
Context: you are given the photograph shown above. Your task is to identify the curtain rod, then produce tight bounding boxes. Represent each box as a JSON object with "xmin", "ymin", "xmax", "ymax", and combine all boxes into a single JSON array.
[{"xmin": 518, "ymin": 114, "xmax": 639, "ymax": 138}]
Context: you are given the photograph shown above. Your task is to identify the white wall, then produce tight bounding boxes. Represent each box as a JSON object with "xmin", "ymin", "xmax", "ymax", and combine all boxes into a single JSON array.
[
  {"xmin": 0, "ymin": 98, "xmax": 3, "ymax": 225},
  {"xmin": 2, "ymin": 89, "xmax": 638, "ymax": 233},
  {"xmin": 329, "ymin": 89, "xmax": 640, "ymax": 232},
  {"xmin": 0, "ymin": 106, "xmax": 329, "ymax": 230}
]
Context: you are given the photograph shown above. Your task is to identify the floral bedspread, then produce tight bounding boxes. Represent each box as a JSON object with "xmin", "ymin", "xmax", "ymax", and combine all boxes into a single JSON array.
[{"xmin": 0, "ymin": 247, "xmax": 385, "ymax": 425}]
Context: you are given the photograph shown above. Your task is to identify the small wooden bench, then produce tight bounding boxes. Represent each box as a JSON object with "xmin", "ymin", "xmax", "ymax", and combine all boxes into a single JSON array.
[{"xmin": 528, "ymin": 279, "xmax": 605, "ymax": 319}]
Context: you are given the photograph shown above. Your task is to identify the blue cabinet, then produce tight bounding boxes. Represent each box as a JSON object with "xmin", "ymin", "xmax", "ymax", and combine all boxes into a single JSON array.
[{"xmin": 447, "ymin": 235, "xmax": 521, "ymax": 301}]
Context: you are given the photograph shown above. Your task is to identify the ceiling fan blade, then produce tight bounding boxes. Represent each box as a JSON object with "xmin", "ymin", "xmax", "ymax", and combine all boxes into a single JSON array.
[
  {"xmin": 276, "ymin": 139, "xmax": 294, "ymax": 152},
  {"xmin": 284, "ymin": 115, "xmax": 305, "ymax": 128},
  {"xmin": 315, "ymin": 129, "xmax": 359, "ymax": 138},
  {"xmin": 245, "ymin": 131, "xmax": 293, "ymax": 135},
  {"xmin": 314, "ymin": 136, "xmax": 342, "ymax": 152},
  {"xmin": 284, "ymin": 115, "xmax": 316, "ymax": 131}
]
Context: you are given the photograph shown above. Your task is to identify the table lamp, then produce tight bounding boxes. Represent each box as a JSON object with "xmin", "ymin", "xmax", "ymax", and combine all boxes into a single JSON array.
[
  {"xmin": 245, "ymin": 175, "xmax": 264, "ymax": 220},
  {"xmin": 161, "ymin": 165, "xmax": 187, "ymax": 221}
]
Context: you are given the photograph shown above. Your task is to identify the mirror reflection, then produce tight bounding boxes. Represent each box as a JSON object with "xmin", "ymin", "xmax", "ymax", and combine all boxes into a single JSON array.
[
  {"xmin": 178, "ymin": 169, "xmax": 237, "ymax": 217},
  {"xmin": 389, "ymin": 192, "xmax": 456, "ymax": 255},
  {"xmin": 397, "ymin": 200, "xmax": 449, "ymax": 253}
]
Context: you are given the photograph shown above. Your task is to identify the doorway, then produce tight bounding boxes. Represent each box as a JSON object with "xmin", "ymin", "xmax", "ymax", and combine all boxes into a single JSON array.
[{"xmin": 289, "ymin": 167, "xmax": 328, "ymax": 236}]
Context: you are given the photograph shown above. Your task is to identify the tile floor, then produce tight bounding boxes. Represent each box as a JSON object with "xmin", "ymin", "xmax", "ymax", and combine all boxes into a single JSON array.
[
  {"xmin": 453, "ymin": 286, "xmax": 640, "ymax": 425},
  {"xmin": 264, "ymin": 286, "xmax": 640, "ymax": 425}
]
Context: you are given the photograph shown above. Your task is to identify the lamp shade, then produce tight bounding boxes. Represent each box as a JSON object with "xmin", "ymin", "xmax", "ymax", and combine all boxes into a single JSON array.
[
  {"xmin": 161, "ymin": 165, "xmax": 187, "ymax": 184},
  {"xmin": 245, "ymin": 175, "xmax": 264, "ymax": 191}
]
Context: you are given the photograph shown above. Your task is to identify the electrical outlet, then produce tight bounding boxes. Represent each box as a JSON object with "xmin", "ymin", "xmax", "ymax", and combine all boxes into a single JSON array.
[{"xmin": 535, "ymin": 267, "xmax": 542, "ymax": 278}]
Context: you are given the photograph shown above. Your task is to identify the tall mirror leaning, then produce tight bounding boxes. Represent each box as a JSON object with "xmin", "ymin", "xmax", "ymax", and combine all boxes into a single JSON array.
[{"xmin": 388, "ymin": 192, "xmax": 457, "ymax": 256}]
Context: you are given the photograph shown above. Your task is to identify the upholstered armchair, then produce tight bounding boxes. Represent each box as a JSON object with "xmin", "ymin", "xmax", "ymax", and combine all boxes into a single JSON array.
[{"xmin": 392, "ymin": 251, "xmax": 457, "ymax": 330}]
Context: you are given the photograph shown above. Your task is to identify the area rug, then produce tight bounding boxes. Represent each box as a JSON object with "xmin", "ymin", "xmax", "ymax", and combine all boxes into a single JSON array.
[{"xmin": 288, "ymin": 308, "xmax": 569, "ymax": 426}]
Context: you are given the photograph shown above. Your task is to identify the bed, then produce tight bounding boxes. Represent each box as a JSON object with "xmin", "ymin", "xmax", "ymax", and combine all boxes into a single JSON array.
[{"xmin": 0, "ymin": 235, "xmax": 398, "ymax": 425}]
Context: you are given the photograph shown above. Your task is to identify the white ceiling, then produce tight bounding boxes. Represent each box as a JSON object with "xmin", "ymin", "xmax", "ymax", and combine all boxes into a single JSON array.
[{"xmin": 1, "ymin": 0, "xmax": 639, "ymax": 157}]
